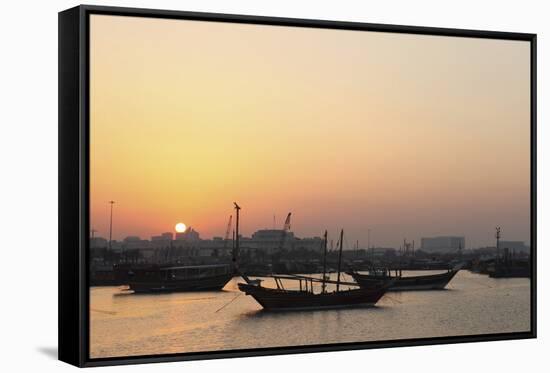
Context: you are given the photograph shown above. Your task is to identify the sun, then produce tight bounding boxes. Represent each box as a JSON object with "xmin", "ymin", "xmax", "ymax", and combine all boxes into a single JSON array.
[{"xmin": 175, "ymin": 222, "xmax": 186, "ymax": 233}]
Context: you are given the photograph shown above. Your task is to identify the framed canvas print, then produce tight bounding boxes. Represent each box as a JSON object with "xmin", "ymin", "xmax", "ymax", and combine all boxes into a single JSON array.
[{"xmin": 58, "ymin": 5, "xmax": 537, "ymax": 367}]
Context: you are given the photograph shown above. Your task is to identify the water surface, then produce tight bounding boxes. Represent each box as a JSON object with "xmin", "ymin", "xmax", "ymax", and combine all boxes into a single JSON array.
[{"xmin": 89, "ymin": 270, "xmax": 530, "ymax": 358}]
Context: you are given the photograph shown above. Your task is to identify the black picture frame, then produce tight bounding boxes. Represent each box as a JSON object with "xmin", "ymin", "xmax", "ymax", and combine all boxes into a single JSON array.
[{"xmin": 58, "ymin": 4, "xmax": 537, "ymax": 368}]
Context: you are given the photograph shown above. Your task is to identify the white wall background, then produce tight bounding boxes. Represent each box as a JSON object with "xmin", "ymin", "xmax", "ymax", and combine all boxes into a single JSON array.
[{"xmin": 0, "ymin": 0, "xmax": 547, "ymax": 371}]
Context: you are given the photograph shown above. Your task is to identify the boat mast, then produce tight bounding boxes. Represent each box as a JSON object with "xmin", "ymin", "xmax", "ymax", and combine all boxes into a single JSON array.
[
  {"xmin": 495, "ymin": 226, "xmax": 501, "ymax": 265},
  {"xmin": 108, "ymin": 200, "xmax": 115, "ymax": 251},
  {"xmin": 232, "ymin": 230, "xmax": 235, "ymax": 257},
  {"xmin": 233, "ymin": 202, "xmax": 252, "ymax": 284},
  {"xmin": 233, "ymin": 202, "xmax": 241, "ymax": 265},
  {"xmin": 336, "ymin": 229, "xmax": 344, "ymax": 292},
  {"xmin": 322, "ymin": 230, "xmax": 328, "ymax": 293}
]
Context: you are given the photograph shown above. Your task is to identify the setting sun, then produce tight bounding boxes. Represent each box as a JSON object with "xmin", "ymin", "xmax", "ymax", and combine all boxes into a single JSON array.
[{"xmin": 175, "ymin": 222, "xmax": 186, "ymax": 233}]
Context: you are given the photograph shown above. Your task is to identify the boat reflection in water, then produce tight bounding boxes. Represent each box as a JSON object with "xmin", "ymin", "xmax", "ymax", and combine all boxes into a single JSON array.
[{"xmin": 238, "ymin": 229, "xmax": 393, "ymax": 311}]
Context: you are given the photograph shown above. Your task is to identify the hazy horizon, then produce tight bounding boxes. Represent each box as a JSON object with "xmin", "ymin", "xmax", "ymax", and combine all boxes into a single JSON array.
[{"xmin": 89, "ymin": 15, "xmax": 531, "ymax": 249}]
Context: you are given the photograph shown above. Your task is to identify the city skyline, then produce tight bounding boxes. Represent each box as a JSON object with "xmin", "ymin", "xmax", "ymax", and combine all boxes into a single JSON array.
[
  {"xmin": 90, "ymin": 207, "xmax": 525, "ymax": 251},
  {"xmin": 90, "ymin": 15, "xmax": 530, "ymax": 249}
]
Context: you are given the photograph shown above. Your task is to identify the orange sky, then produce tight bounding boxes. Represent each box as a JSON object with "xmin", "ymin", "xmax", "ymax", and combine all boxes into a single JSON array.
[{"xmin": 90, "ymin": 15, "xmax": 531, "ymax": 248}]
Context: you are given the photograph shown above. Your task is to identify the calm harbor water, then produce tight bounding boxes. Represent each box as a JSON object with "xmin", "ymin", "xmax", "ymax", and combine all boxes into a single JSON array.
[{"xmin": 89, "ymin": 270, "xmax": 530, "ymax": 358}]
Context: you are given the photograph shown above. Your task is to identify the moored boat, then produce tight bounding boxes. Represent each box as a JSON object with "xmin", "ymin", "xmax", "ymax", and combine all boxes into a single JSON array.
[
  {"xmin": 238, "ymin": 228, "xmax": 393, "ymax": 311},
  {"xmin": 126, "ymin": 264, "xmax": 234, "ymax": 293},
  {"xmin": 238, "ymin": 276, "xmax": 391, "ymax": 311},
  {"xmin": 348, "ymin": 264, "xmax": 463, "ymax": 291}
]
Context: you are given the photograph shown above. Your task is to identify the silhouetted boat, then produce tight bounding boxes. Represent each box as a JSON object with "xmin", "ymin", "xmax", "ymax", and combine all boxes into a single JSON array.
[
  {"xmin": 238, "ymin": 275, "xmax": 391, "ymax": 311},
  {"xmin": 126, "ymin": 264, "xmax": 234, "ymax": 293},
  {"xmin": 238, "ymin": 229, "xmax": 393, "ymax": 311},
  {"xmin": 348, "ymin": 264, "xmax": 463, "ymax": 291}
]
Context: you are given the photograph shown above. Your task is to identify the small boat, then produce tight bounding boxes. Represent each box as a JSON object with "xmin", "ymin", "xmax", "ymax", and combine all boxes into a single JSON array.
[
  {"xmin": 238, "ymin": 275, "xmax": 391, "ymax": 311},
  {"xmin": 348, "ymin": 263, "xmax": 463, "ymax": 291},
  {"xmin": 126, "ymin": 264, "xmax": 234, "ymax": 293},
  {"xmin": 238, "ymin": 228, "xmax": 392, "ymax": 311}
]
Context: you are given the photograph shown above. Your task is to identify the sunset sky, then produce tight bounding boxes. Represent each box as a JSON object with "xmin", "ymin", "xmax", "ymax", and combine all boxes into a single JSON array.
[{"xmin": 90, "ymin": 15, "xmax": 531, "ymax": 249}]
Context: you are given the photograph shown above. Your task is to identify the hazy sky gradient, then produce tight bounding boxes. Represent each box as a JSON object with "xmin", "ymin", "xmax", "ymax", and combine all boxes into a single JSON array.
[{"xmin": 90, "ymin": 15, "xmax": 531, "ymax": 249}]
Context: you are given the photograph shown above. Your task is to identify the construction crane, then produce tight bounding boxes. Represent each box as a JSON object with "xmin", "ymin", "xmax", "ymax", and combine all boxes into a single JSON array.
[
  {"xmin": 223, "ymin": 215, "xmax": 232, "ymax": 251},
  {"xmin": 278, "ymin": 213, "xmax": 292, "ymax": 251}
]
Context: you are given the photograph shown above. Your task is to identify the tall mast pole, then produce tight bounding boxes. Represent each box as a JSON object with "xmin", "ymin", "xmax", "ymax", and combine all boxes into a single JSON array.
[
  {"xmin": 336, "ymin": 229, "xmax": 344, "ymax": 292},
  {"xmin": 233, "ymin": 202, "xmax": 241, "ymax": 265},
  {"xmin": 495, "ymin": 227, "xmax": 501, "ymax": 264},
  {"xmin": 322, "ymin": 230, "xmax": 328, "ymax": 293},
  {"xmin": 108, "ymin": 201, "xmax": 115, "ymax": 250},
  {"xmin": 233, "ymin": 202, "xmax": 252, "ymax": 284},
  {"xmin": 232, "ymin": 230, "xmax": 235, "ymax": 254}
]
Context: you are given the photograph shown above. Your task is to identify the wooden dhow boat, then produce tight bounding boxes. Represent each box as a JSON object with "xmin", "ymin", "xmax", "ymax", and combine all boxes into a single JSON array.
[
  {"xmin": 126, "ymin": 264, "xmax": 234, "ymax": 293},
  {"xmin": 238, "ymin": 275, "xmax": 391, "ymax": 311},
  {"xmin": 347, "ymin": 263, "xmax": 463, "ymax": 292},
  {"xmin": 238, "ymin": 228, "xmax": 393, "ymax": 311}
]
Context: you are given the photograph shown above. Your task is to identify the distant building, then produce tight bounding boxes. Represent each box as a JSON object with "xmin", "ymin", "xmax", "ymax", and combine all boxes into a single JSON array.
[
  {"xmin": 175, "ymin": 227, "xmax": 200, "ymax": 241},
  {"xmin": 235, "ymin": 229, "xmax": 320, "ymax": 253},
  {"xmin": 372, "ymin": 247, "xmax": 397, "ymax": 257},
  {"xmin": 499, "ymin": 241, "xmax": 529, "ymax": 253},
  {"xmin": 90, "ymin": 227, "xmax": 324, "ymax": 262},
  {"xmin": 151, "ymin": 232, "xmax": 173, "ymax": 248},
  {"xmin": 251, "ymin": 229, "xmax": 295, "ymax": 242},
  {"xmin": 294, "ymin": 237, "xmax": 324, "ymax": 251},
  {"xmin": 420, "ymin": 236, "xmax": 465, "ymax": 253},
  {"xmin": 151, "ymin": 232, "xmax": 173, "ymax": 241},
  {"xmin": 123, "ymin": 236, "xmax": 141, "ymax": 242},
  {"xmin": 345, "ymin": 247, "xmax": 396, "ymax": 259},
  {"xmin": 90, "ymin": 237, "xmax": 108, "ymax": 249},
  {"xmin": 122, "ymin": 236, "xmax": 149, "ymax": 249}
]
